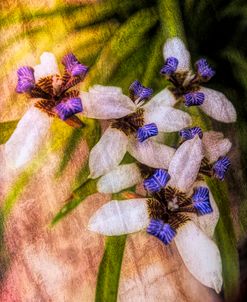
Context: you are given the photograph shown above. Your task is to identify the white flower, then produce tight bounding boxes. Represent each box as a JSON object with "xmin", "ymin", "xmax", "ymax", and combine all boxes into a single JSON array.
[
  {"xmin": 5, "ymin": 52, "xmax": 88, "ymax": 170},
  {"xmin": 88, "ymin": 135, "xmax": 223, "ymax": 293},
  {"xmin": 97, "ymin": 127, "xmax": 232, "ymax": 194},
  {"xmin": 156, "ymin": 37, "xmax": 237, "ymax": 123},
  {"xmin": 5, "ymin": 53, "xmax": 57, "ymax": 169},
  {"xmin": 82, "ymin": 81, "xmax": 192, "ymax": 178}
]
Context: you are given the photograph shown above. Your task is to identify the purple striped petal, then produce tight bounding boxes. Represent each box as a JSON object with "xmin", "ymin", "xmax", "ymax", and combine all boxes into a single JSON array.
[
  {"xmin": 62, "ymin": 53, "xmax": 88, "ymax": 77},
  {"xmin": 129, "ymin": 80, "xmax": 153, "ymax": 101},
  {"xmin": 195, "ymin": 58, "xmax": 215, "ymax": 81},
  {"xmin": 147, "ymin": 219, "xmax": 176, "ymax": 245},
  {"xmin": 184, "ymin": 91, "xmax": 205, "ymax": 107},
  {"xmin": 137, "ymin": 123, "xmax": 158, "ymax": 142},
  {"xmin": 16, "ymin": 66, "xmax": 35, "ymax": 93},
  {"xmin": 160, "ymin": 57, "xmax": 179, "ymax": 75},
  {"xmin": 192, "ymin": 187, "xmax": 213, "ymax": 215},
  {"xmin": 213, "ymin": 156, "xmax": 230, "ymax": 180},
  {"xmin": 143, "ymin": 169, "xmax": 170, "ymax": 192},
  {"xmin": 55, "ymin": 97, "xmax": 83, "ymax": 120},
  {"xmin": 179, "ymin": 127, "xmax": 203, "ymax": 140}
]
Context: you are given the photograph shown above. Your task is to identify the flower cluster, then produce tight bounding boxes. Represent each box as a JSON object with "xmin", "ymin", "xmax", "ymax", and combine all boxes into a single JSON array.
[
  {"xmin": 86, "ymin": 38, "xmax": 236, "ymax": 294},
  {"xmin": 12, "ymin": 37, "xmax": 237, "ymax": 293}
]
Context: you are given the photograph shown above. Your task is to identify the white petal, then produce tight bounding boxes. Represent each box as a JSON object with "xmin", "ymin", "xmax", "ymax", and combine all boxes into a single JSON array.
[
  {"xmin": 4, "ymin": 107, "xmax": 51, "ymax": 169},
  {"xmin": 81, "ymin": 85, "xmax": 136, "ymax": 119},
  {"xmin": 97, "ymin": 163, "xmax": 142, "ymax": 193},
  {"xmin": 89, "ymin": 127, "xmax": 128, "ymax": 179},
  {"xmin": 175, "ymin": 221, "xmax": 222, "ymax": 293},
  {"xmin": 144, "ymin": 105, "xmax": 192, "ymax": 132},
  {"xmin": 128, "ymin": 138, "xmax": 175, "ymax": 169},
  {"xmin": 163, "ymin": 37, "xmax": 191, "ymax": 72},
  {"xmin": 34, "ymin": 52, "xmax": 59, "ymax": 80},
  {"xmin": 168, "ymin": 136, "xmax": 204, "ymax": 192},
  {"xmin": 147, "ymin": 88, "xmax": 178, "ymax": 107},
  {"xmin": 89, "ymin": 85, "xmax": 123, "ymax": 94},
  {"xmin": 202, "ymin": 131, "xmax": 232, "ymax": 163},
  {"xmin": 88, "ymin": 199, "xmax": 149, "ymax": 236},
  {"xmin": 189, "ymin": 181, "xmax": 219, "ymax": 238},
  {"xmin": 200, "ymin": 87, "xmax": 237, "ymax": 123}
]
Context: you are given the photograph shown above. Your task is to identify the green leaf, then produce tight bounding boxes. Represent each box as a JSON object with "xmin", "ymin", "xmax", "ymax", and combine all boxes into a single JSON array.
[
  {"xmin": 2, "ymin": 149, "xmax": 47, "ymax": 218},
  {"xmin": 83, "ymin": 7, "xmax": 158, "ymax": 88},
  {"xmin": 95, "ymin": 235, "xmax": 127, "ymax": 302},
  {"xmin": 0, "ymin": 120, "xmax": 19, "ymax": 144},
  {"xmin": 207, "ymin": 178, "xmax": 239, "ymax": 300},
  {"xmin": 0, "ymin": 210, "xmax": 10, "ymax": 282},
  {"xmin": 51, "ymin": 178, "xmax": 97, "ymax": 226}
]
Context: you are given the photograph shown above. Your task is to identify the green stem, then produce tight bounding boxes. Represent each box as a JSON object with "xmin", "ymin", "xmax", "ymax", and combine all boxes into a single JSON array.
[
  {"xmin": 158, "ymin": 0, "xmax": 239, "ymax": 300},
  {"xmin": 95, "ymin": 235, "xmax": 127, "ymax": 302},
  {"xmin": 158, "ymin": 0, "xmax": 186, "ymax": 41}
]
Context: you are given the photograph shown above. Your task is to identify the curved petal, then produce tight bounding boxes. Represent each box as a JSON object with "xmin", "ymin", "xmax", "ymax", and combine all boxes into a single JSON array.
[
  {"xmin": 202, "ymin": 131, "xmax": 232, "ymax": 163},
  {"xmin": 4, "ymin": 107, "xmax": 51, "ymax": 169},
  {"xmin": 146, "ymin": 88, "xmax": 178, "ymax": 108},
  {"xmin": 189, "ymin": 181, "xmax": 219, "ymax": 238},
  {"xmin": 81, "ymin": 85, "xmax": 136, "ymax": 119},
  {"xmin": 97, "ymin": 163, "xmax": 142, "ymax": 193},
  {"xmin": 199, "ymin": 87, "xmax": 237, "ymax": 123},
  {"xmin": 128, "ymin": 138, "xmax": 175, "ymax": 169},
  {"xmin": 34, "ymin": 52, "xmax": 59, "ymax": 80},
  {"xmin": 175, "ymin": 221, "xmax": 222, "ymax": 293},
  {"xmin": 89, "ymin": 127, "xmax": 128, "ymax": 179},
  {"xmin": 144, "ymin": 105, "xmax": 192, "ymax": 133},
  {"xmin": 168, "ymin": 136, "xmax": 204, "ymax": 192},
  {"xmin": 163, "ymin": 37, "xmax": 191, "ymax": 72},
  {"xmin": 88, "ymin": 199, "xmax": 149, "ymax": 236},
  {"xmin": 89, "ymin": 85, "xmax": 123, "ymax": 94}
]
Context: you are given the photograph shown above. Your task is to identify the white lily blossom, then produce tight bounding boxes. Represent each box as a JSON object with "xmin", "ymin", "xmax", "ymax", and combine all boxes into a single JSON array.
[
  {"xmin": 5, "ymin": 52, "xmax": 88, "ymax": 170},
  {"xmin": 83, "ymin": 81, "xmax": 192, "ymax": 178},
  {"xmin": 158, "ymin": 37, "xmax": 237, "ymax": 123},
  {"xmin": 4, "ymin": 53, "xmax": 56, "ymax": 169},
  {"xmin": 88, "ymin": 135, "xmax": 223, "ymax": 293},
  {"xmin": 98, "ymin": 127, "xmax": 232, "ymax": 195}
]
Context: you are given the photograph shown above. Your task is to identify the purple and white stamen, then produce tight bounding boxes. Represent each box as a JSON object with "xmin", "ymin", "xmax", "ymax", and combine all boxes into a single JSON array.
[
  {"xmin": 160, "ymin": 57, "xmax": 179, "ymax": 76},
  {"xmin": 62, "ymin": 53, "xmax": 88, "ymax": 77},
  {"xmin": 192, "ymin": 186, "xmax": 213, "ymax": 215},
  {"xmin": 213, "ymin": 156, "xmax": 231, "ymax": 180},
  {"xmin": 55, "ymin": 97, "xmax": 83, "ymax": 120},
  {"xmin": 144, "ymin": 169, "xmax": 170, "ymax": 193},
  {"xmin": 195, "ymin": 58, "xmax": 215, "ymax": 81},
  {"xmin": 147, "ymin": 219, "xmax": 176, "ymax": 245},
  {"xmin": 16, "ymin": 66, "xmax": 35, "ymax": 93},
  {"xmin": 129, "ymin": 80, "xmax": 153, "ymax": 101},
  {"xmin": 179, "ymin": 127, "xmax": 203, "ymax": 140},
  {"xmin": 137, "ymin": 123, "xmax": 158, "ymax": 142},
  {"xmin": 184, "ymin": 91, "xmax": 205, "ymax": 107}
]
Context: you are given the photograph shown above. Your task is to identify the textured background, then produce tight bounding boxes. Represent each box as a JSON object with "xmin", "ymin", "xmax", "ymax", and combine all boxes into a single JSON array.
[{"xmin": 0, "ymin": 0, "xmax": 247, "ymax": 301}]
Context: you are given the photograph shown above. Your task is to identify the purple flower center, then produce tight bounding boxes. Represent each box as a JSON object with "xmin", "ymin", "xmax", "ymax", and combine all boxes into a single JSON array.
[
  {"xmin": 160, "ymin": 57, "xmax": 179, "ymax": 76},
  {"xmin": 16, "ymin": 53, "xmax": 88, "ymax": 125},
  {"xmin": 62, "ymin": 53, "xmax": 88, "ymax": 77},
  {"xmin": 179, "ymin": 127, "xmax": 203, "ymax": 140},
  {"xmin": 55, "ymin": 97, "xmax": 83, "ymax": 120},
  {"xmin": 147, "ymin": 219, "xmax": 176, "ymax": 245},
  {"xmin": 16, "ymin": 66, "xmax": 35, "ymax": 93},
  {"xmin": 213, "ymin": 156, "xmax": 230, "ymax": 180},
  {"xmin": 143, "ymin": 169, "xmax": 170, "ymax": 193},
  {"xmin": 195, "ymin": 58, "xmax": 215, "ymax": 81},
  {"xmin": 184, "ymin": 91, "xmax": 205, "ymax": 107},
  {"xmin": 137, "ymin": 123, "xmax": 158, "ymax": 142},
  {"xmin": 192, "ymin": 187, "xmax": 213, "ymax": 215},
  {"xmin": 129, "ymin": 80, "xmax": 153, "ymax": 102}
]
